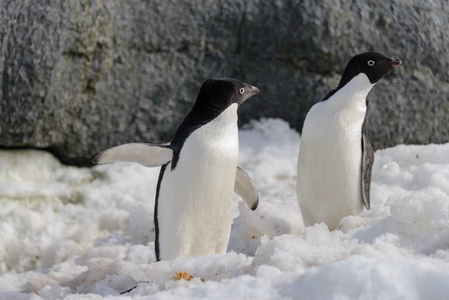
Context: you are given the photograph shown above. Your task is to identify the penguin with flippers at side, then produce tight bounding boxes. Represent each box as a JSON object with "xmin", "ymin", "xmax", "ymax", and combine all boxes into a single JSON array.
[
  {"xmin": 296, "ymin": 52, "xmax": 401, "ymax": 230},
  {"xmin": 93, "ymin": 78, "xmax": 260, "ymax": 261}
]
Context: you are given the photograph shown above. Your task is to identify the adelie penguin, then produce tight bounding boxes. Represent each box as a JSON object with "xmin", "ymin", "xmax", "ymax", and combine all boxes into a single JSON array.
[
  {"xmin": 296, "ymin": 52, "xmax": 401, "ymax": 230},
  {"xmin": 93, "ymin": 78, "xmax": 260, "ymax": 261}
]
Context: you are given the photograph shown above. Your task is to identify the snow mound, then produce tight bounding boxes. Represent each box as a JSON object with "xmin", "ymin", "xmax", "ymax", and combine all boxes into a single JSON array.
[{"xmin": 1, "ymin": 119, "xmax": 449, "ymax": 299}]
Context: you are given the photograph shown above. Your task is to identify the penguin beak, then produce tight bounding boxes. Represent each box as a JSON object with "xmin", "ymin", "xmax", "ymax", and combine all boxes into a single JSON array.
[
  {"xmin": 390, "ymin": 58, "xmax": 402, "ymax": 67},
  {"xmin": 249, "ymin": 86, "xmax": 260, "ymax": 95}
]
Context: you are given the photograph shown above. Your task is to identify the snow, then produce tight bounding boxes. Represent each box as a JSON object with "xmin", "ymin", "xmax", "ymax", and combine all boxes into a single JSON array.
[{"xmin": 1, "ymin": 118, "xmax": 449, "ymax": 300}]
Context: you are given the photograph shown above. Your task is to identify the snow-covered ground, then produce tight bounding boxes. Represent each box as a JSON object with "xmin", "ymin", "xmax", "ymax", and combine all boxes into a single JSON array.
[{"xmin": 1, "ymin": 118, "xmax": 449, "ymax": 300}]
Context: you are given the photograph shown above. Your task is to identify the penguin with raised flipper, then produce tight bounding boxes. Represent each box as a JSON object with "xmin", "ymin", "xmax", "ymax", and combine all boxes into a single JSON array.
[
  {"xmin": 296, "ymin": 52, "xmax": 401, "ymax": 230},
  {"xmin": 93, "ymin": 77, "xmax": 259, "ymax": 261}
]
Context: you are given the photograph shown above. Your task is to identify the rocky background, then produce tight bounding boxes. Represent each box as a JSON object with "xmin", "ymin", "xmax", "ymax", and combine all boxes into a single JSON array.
[{"xmin": 1, "ymin": 0, "xmax": 448, "ymax": 165}]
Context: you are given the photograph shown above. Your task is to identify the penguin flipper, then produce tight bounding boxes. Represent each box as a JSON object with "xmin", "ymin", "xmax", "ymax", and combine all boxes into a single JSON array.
[
  {"xmin": 361, "ymin": 120, "xmax": 373, "ymax": 210},
  {"xmin": 234, "ymin": 166, "xmax": 259, "ymax": 210},
  {"xmin": 92, "ymin": 143, "xmax": 172, "ymax": 167}
]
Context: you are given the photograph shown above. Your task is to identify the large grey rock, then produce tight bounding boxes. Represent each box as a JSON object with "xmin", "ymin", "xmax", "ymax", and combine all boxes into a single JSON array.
[{"xmin": 1, "ymin": 0, "xmax": 448, "ymax": 165}]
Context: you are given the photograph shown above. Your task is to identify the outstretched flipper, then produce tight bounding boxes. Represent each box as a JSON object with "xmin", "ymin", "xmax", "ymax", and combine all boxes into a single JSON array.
[
  {"xmin": 234, "ymin": 166, "xmax": 259, "ymax": 210},
  {"xmin": 361, "ymin": 111, "xmax": 373, "ymax": 210},
  {"xmin": 92, "ymin": 143, "xmax": 172, "ymax": 167}
]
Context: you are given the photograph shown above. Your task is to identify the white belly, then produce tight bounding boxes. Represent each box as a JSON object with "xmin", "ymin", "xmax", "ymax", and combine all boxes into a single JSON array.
[
  {"xmin": 297, "ymin": 74, "xmax": 373, "ymax": 230},
  {"xmin": 157, "ymin": 104, "xmax": 239, "ymax": 260}
]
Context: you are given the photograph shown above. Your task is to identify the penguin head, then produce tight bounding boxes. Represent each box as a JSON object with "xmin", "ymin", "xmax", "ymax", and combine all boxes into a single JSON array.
[
  {"xmin": 338, "ymin": 52, "xmax": 402, "ymax": 87},
  {"xmin": 195, "ymin": 78, "xmax": 260, "ymax": 110}
]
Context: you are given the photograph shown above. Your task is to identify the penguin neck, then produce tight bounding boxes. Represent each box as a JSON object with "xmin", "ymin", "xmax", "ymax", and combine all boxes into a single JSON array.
[{"xmin": 327, "ymin": 73, "xmax": 374, "ymax": 113}]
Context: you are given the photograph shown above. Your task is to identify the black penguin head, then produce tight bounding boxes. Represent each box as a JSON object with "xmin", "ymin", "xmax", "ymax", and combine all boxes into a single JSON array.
[
  {"xmin": 338, "ymin": 52, "xmax": 402, "ymax": 87},
  {"xmin": 195, "ymin": 78, "xmax": 259, "ymax": 110},
  {"xmin": 169, "ymin": 78, "xmax": 259, "ymax": 169}
]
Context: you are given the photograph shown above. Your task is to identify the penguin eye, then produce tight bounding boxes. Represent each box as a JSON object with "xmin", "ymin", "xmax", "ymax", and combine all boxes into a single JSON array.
[
  {"xmin": 239, "ymin": 88, "xmax": 245, "ymax": 95},
  {"xmin": 367, "ymin": 60, "xmax": 375, "ymax": 66}
]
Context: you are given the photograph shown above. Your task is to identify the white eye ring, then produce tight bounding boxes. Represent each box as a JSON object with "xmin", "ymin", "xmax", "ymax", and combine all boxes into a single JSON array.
[
  {"xmin": 367, "ymin": 60, "xmax": 375, "ymax": 66},
  {"xmin": 239, "ymin": 87, "xmax": 245, "ymax": 95}
]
